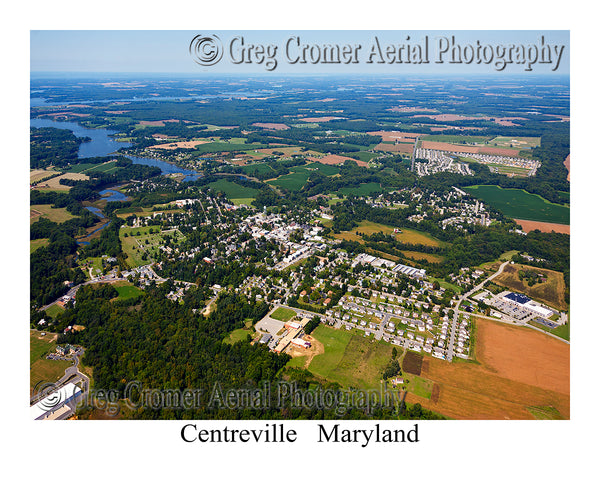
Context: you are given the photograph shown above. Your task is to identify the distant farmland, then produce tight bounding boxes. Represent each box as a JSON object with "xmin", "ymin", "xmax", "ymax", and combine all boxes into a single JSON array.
[
  {"xmin": 464, "ymin": 185, "xmax": 569, "ymax": 225},
  {"xmin": 207, "ymin": 179, "xmax": 260, "ymax": 200}
]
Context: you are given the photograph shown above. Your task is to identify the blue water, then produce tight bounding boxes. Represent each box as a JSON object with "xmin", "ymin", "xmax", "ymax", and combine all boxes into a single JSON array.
[
  {"xmin": 30, "ymin": 118, "xmax": 131, "ymax": 158},
  {"xmin": 78, "ymin": 206, "xmax": 110, "ymax": 245},
  {"xmin": 123, "ymin": 155, "xmax": 201, "ymax": 181},
  {"xmin": 29, "ymin": 118, "xmax": 201, "ymax": 181},
  {"xmin": 100, "ymin": 189, "xmax": 129, "ymax": 202}
]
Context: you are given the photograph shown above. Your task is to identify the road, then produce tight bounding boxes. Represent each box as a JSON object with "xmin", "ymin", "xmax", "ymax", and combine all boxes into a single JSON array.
[{"xmin": 447, "ymin": 260, "xmax": 510, "ymax": 362}]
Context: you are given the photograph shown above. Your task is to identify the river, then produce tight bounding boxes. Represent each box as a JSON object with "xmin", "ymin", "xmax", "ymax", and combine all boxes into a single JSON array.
[{"xmin": 30, "ymin": 117, "xmax": 201, "ymax": 180}]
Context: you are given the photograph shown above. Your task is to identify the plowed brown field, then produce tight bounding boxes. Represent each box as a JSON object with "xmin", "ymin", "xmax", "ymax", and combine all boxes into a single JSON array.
[{"xmin": 406, "ymin": 319, "xmax": 569, "ymax": 419}]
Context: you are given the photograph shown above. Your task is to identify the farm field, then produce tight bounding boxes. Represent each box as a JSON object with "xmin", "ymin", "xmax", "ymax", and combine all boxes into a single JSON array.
[
  {"xmin": 405, "ymin": 318, "xmax": 569, "ymax": 419},
  {"xmin": 30, "ymin": 331, "xmax": 70, "ymax": 395},
  {"xmin": 30, "ymin": 238, "xmax": 49, "ymax": 252},
  {"xmin": 492, "ymin": 263, "xmax": 568, "ymax": 311},
  {"xmin": 334, "ymin": 220, "xmax": 442, "ymax": 248},
  {"xmin": 514, "ymin": 219, "xmax": 570, "ymax": 235},
  {"xmin": 400, "ymin": 251, "xmax": 444, "ymax": 263},
  {"xmin": 337, "ymin": 182, "xmax": 386, "ymax": 196},
  {"xmin": 30, "ymin": 168, "xmax": 58, "ymax": 183},
  {"xmin": 307, "ymin": 326, "xmax": 394, "ymax": 390},
  {"xmin": 30, "ymin": 204, "xmax": 77, "ymax": 224},
  {"xmin": 206, "ymin": 179, "xmax": 260, "ymax": 200},
  {"xmin": 267, "ymin": 170, "xmax": 311, "ymax": 191},
  {"xmin": 37, "ymin": 172, "xmax": 90, "ymax": 191},
  {"xmin": 464, "ymin": 185, "xmax": 570, "ymax": 224}
]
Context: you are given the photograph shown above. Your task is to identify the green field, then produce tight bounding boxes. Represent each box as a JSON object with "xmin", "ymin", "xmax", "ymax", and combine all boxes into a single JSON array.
[
  {"xmin": 307, "ymin": 325, "xmax": 395, "ymax": 390},
  {"xmin": 65, "ymin": 160, "xmax": 122, "ymax": 174},
  {"xmin": 30, "ymin": 238, "xmax": 49, "ymax": 252},
  {"xmin": 207, "ymin": 179, "xmax": 260, "ymax": 200},
  {"xmin": 464, "ymin": 185, "xmax": 570, "ymax": 224},
  {"xmin": 31, "ymin": 204, "xmax": 77, "ymax": 224},
  {"xmin": 120, "ymin": 226, "xmax": 186, "ymax": 268},
  {"xmin": 270, "ymin": 307, "xmax": 297, "ymax": 321},
  {"xmin": 30, "ymin": 331, "xmax": 70, "ymax": 394},
  {"xmin": 267, "ymin": 170, "xmax": 311, "ymax": 191},
  {"xmin": 338, "ymin": 182, "xmax": 386, "ymax": 196},
  {"xmin": 421, "ymin": 134, "xmax": 493, "ymax": 144},
  {"xmin": 240, "ymin": 162, "xmax": 276, "ymax": 176},
  {"xmin": 194, "ymin": 141, "xmax": 267, "ymax": 154},
  {"xmin": 113, "ymin": 281, "xmax": 143, "ymax": 300},
  {"xmin": 224, "ymin": 328, "xmax": 253, "ymax": 345},
  {"xmin": 45, "ymin": 303, "xmax": 65, "ymax": 319}
]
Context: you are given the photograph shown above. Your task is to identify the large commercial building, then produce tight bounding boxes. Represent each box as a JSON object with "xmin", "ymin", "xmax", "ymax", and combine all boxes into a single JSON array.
[
  {"xmin": 30, "ymin": 383, "xmax": 82, "ymax": 420},
  {"xmin": 502, "ymin": 292, "xmax": 554, "ymax": 318}
]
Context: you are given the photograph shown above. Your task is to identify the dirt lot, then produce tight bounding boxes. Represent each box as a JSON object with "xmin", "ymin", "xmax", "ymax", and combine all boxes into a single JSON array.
[
  {"xmin": 407, "ymin": 319, "xmax": 569, "ymax": 419},
  {"xmin": 251, "ymin": 122, "xmax": 290, "ymax": 130},
  {"xmin": 493, "ymin": 263, "xmax": 568, "ymax": 311},
  {"xmin": 149, "ymin": 140, "xmax": 209, "ymax": 150},
  {"xmin": 514, "ymin": 219, "xmax": 570, "ymax": 235},
  {"xmin": 564, "ymin": 154, "xmax": 570, "ymax": 182},
  {"xmin": 286, "ymin": 334, "xmax": 324, "ymax": 368},
  {"xmin": 309, "ymin": 154, "xmax": 369, "ymax": 167},
  {"xmin": 374, "ymin": 143, "xmax": 414, "ymax": 154},
  {"xmin": 367, "ymin": 130, "xmax": 421, "ymax": 142},
  {"xmin": 298, "ymin": 116, "xmax": 344, "ymax": 122}
]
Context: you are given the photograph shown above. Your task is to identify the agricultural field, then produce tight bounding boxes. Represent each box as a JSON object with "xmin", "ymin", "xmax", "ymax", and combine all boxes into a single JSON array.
[
  {"xmin": 30, "ymin": 204, "xmax": 77, "ymax": 224},
  {"xmin": 334, "ymin": 220, "xmax": 442, "ymax": 248},
  {"xmin": 30, "ymin": 168, "xmax": 58, "ymax": 183},
  {"xmin": 30, "ymin": 238, "xmax": 49, "ymax": 252},
  {"xmin": 464, "ymin": 185, "xmax": 570, "ymax": 225},
  {"xmin": 36, "ymin": 172, "xmax": 90, "ymax": 191},
  {"xmin": 206, "ymin": 179, "xmax": 260, "ymax": 201},
  {"xmin": 30, "ymin": 331, "xmax": 70, "ymax": 395},
  {"xmin": 492, "ymin": 263, "xmax": 568, "ymax": 311},
  {"xmin": 405, "ymin": 318, "xmax": 569, "ymax": 419},
  {"xmin": 489, "ymin": 136, "xmax": 540, "ymax": 149},
  {"xmin": 402, "ymin": 351, "xmax": 424, "ymax": 375},
  {"xmin": 267, "ymin": 169, "xmax": 311, "ymax": 191},
  {"xmin": 337, "ymin": 182, "xmax": 386, "ymax": 196},
  {"xmin": 513, "ymin": 219, "xmax": 570, "ymax": 235},
  {"xmin": 307, "ymin": 326, "xmax": 395, "ymax": 390}
]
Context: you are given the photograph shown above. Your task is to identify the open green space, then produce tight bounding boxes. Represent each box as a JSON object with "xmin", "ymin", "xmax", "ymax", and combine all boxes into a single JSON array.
[
  {"xmin": 404, "ymin": 373, "xmax": 434, "ymax": 399},
  {"xmin": 207, "ymin": 179, "xmax": 260, "ymax": 200},
  {"xmin": 30, "ymin": 238, "xmax": 49, "ymax": 253},
  {"xmin": 240, "ymin": 162, "xmax": 275, "ymax": 176},
  {"xmin": 421, "ymin": 134, "xmax": 493, "ymax": 144},
  {"xmin": 30, "ymin": 204, "xmax": 77, "ymax": 224},
  {"xmin": 308, "ymin": 326, "xmax": 395, "ymax": 390},
  {"xmin": 338, "ymin": 182, "xmax": 386, "ymax": 196},
  {"xmin": 120, "ymin": 225, "xmax": 186, "ymax": 268},
  {"xmin": 194, "ymin": 141, "xmax": 268, "ymax": 154},
  {"xmin": 464, "ymin": 185, "xmax": 570, "ymax": 224},
  {"xmin": 30, "ymin": 331, "xmax": 70, "ymax": 394},
  {"xmin": 224, "ymin": 328, "xmax": 253, "ymax": 345},
  {"xmin": 113, "ymin": 281, "xmax": 144, "ymax": 300},
  {"xmin": 44, "ymin": 303, "xmax": 65, "ymax": 319},
  {"xmin": 270, "ymin": 307, "xmax": 297, "ymax": 322},
  {"xmin": 267, "ymin": 170, "xmax": 311, "ymax": 191}
]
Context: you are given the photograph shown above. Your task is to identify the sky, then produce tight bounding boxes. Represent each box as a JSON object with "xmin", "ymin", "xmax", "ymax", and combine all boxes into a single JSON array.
[{"xmin": 30, "ymin": 30, "xmax": 569, "ymax": 76}]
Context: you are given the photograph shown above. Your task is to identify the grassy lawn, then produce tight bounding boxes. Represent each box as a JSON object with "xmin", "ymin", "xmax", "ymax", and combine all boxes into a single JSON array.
[
  {"xmin": 270, "ymin": 307, "xmax": 297, "ymax": 322},
  {"xmin": 45, "ymin": 303, "xmax": 65, "ymax": 319},
  {"xmin": 224, "ymin": 328, "xmax": 253, "ymax": 345},
  {"xmin": 267, "ymin": 170, "xmax": 311, "ymax": 191},
  {"xmin": 463, "ymin": 185, "xmax": 569, "ymax": 224},
  {"xmin": 30, "ymin": 331, "xmax": 70, "ymax": 394},
  {"xmin": 120, "ymin": 226, "xmax": 185, "ymax": 268},
  {"xmin": 30, "ymin": 204, "xmax": 77, "ymax": 224},
  {"xmin": 112, "ymin": 280, "xmax": 143, "ymax": 300},
  {"xmin": 308, "ymin": 326, "xmax": 395, "ymax": 390}
]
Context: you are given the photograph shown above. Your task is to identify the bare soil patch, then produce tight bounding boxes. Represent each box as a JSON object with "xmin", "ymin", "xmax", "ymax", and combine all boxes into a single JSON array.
[
  {"xmin": 374, "ymin": 143, "xmax": 414, "ymax": 154},
  {"xmin": 407, "ymin": 319, "xmax": 569, "ymax": 419},
  {"xmin": 514, "ymin": 219, "xmax": 570, "ymax": 235},
  {"xmin": 402, "ymin": 351, "xmax": 424, "ymax": 375},
  {"xmin": 309, "ymin": 154, "xmax": 369, "ymax": 167},
  {"xmin": 564, "ymin": 154, "xmax": 570, "ymax": 182},
  {"xmin": 149, "ymin": 140, "xmax": 209, "ymax": 150},
  {"xmin": 251, "ymin": 122, "xmax": 289, "ymax": 130}
]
